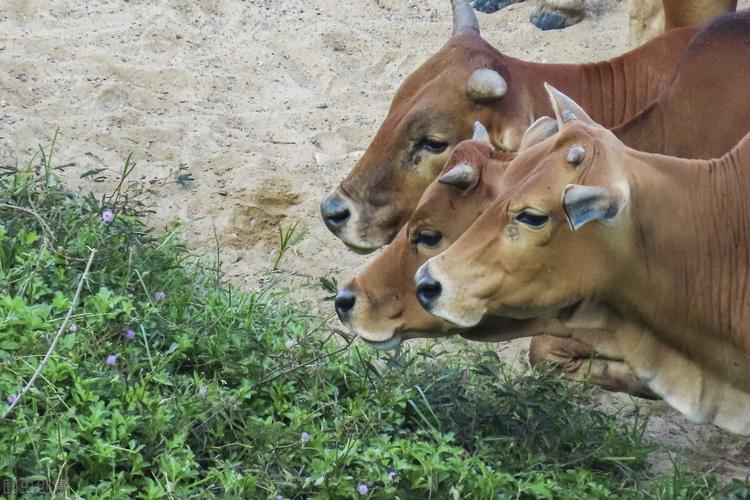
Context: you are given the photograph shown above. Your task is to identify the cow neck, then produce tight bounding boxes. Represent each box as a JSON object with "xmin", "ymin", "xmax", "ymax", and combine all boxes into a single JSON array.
[
  {"xmin": 612, "ymin": 135, "xmax": 750, "ymax": 361},
  {"xmin": 610, "ymin": 101, "xmax": 666, "ymax": 155},
  {"xmin": 505, "ymin": 54, "xmax": 671, "ymax": 131}
]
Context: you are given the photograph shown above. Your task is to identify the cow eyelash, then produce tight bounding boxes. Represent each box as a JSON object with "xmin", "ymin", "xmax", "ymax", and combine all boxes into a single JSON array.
[
  {"xmin": 514, "ymin": 210, "xmax": 549, "ymax": 229},
  {"xmin": 416, "ymin": 138, "xmax": 449, "ymax": 154}
]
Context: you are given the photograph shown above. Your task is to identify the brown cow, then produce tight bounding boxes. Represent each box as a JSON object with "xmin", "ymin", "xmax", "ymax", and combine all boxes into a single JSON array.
[
  {"xmin": 416, "ymin": 86, "xmax": 750, "ymax": 433},
  {"xmin": 321, "ymin": 0, "xmax": 697, "ymax": 253}
]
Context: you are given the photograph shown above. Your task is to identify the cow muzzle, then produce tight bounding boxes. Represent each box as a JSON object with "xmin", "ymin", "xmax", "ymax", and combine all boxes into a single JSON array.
[
  {"xmin": 320, "ymin": 192, "xmax": 352, "ymax": 235},
  {"xmin": 414, "ymin": 261, "xmax": 485, "ymax": 328}
]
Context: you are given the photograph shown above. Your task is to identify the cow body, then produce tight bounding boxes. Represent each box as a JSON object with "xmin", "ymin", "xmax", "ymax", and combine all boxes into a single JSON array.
[
  {"xmin": 321, "ymin": 0, "xmax": 697, "ymax": 253},
  {"xmin": 417, "ymin": 88, "xmax": 750, "ymax": 433}
]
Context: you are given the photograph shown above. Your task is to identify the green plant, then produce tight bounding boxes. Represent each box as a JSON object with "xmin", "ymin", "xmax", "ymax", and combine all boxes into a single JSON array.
[{"xmin": 0, "ymin": 143, "xmax": 746, "ymax": 498}]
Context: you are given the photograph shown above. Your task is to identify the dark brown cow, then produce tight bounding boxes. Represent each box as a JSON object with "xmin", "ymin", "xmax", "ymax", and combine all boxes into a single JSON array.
[
  {"xmin": 321, "ymin": 0, "xmax": 697, "ymax": 253},
  {"xmin": 417, "ymin": 87, "xmax": 750, "ymax": 433}
]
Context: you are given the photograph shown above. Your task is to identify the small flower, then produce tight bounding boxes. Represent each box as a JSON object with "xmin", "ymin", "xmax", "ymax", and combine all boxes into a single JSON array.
[
  {"xmin": 357, "ymin": 484, "xmax": 368, "ymax": 496},
  {"xmin": 154, "ymin": 291, "xmax": 166, "ymax": 302},
  {"xmin": 198, "ymin": 385, "xmax": 208, "ymax": 398},
  {"xmin": 101, "ymin": 209, "xmax": 114, "ymax": 223},
  {"xmin": 276, "ymin": 496, "xmax": 284, "ymax": 500},
  {"xmin": 68, "ymin": 323, "xmax": 78, "ymax": 333},
  {"xmin": 285, "ymin": 339, "xmax": 297, "ymax": 349},
  {"xmin": 300, "ymin": 431, "xmax": 311, "ymax": 443},
  {"xmin": 105, "ymin": 354, "xmax": 118, "ymax": 366},
  {"xmin": 124, "ymin": 328, "xmax": 136, "ymax": 341},
  {"xmin": 388, "ymin": 470, "xmax": 397, "ymax": 482},
  {"xmin": 7, "ymin": 394, "xmax": 17, "ymax": 405}
]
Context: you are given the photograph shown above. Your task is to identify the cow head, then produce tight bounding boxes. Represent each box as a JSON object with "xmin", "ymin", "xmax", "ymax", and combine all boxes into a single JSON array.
[
  {"xmin": 416, "ymin": 85, "xmax": 635, "ymax": 327},
  {"xmin": 321, "ymin": 0, "xmax": 532, "ymax": 253},
  {"xmin": 334, "ymin": 119, "xmax": 558, "ymax": 348}
]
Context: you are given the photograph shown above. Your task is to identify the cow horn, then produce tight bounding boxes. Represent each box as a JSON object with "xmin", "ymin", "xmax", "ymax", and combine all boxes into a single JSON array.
[
  {"xmin": 544, "ymin": 82, "xmax": 595, "ymax": 130},
  {"xmin": 467, "ymin": 69, "xmax": 507, "ymax": 102},
  {"xmin": 519, "ymin": 116, "xmax": 558, "ymax": 151},
  {"xmin": 472, "ymin": 121, "xmax": 492, "ymax": 145},
  {"xmin": 452, "ymin": 0, "xmax": 480, "ymax": 36},
  {"xmin": 438, "ymin": 163, "xmax": 478, "ymax": 190}
]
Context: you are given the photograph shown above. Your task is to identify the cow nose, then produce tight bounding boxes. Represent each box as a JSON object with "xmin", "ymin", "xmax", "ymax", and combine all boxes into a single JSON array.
[
  {"xmin": 321, "ymin": 195, "xmax": 351, "ymax": 233},
  {"xmin": 415, "ymin": 269, "xmax": 442, "ymax": 309},
  {"xmin": 334, "ymin": 288, "xmax": 356, "ymax": 319}
]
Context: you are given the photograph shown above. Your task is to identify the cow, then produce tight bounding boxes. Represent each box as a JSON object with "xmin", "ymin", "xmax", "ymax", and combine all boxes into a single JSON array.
[
  {"xmin": 320, "ymin": 0, "xmax": 697, "ymax": 254},
  {"xmin": 414, "ymin": 86, "xmax": 750, "ymax": 434},
  {"xmin": 629, "ymin": 0, "xmax": 739, "ymax": 46},
  {"xmin": 335, "ymin": 120, "xmax": 656, "ymax": 397}
]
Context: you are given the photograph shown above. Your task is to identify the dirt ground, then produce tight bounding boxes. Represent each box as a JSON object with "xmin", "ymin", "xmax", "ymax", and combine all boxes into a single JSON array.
[{"xmin": 1, "ymin": 0, "xmax": 749, "ymax": 481}]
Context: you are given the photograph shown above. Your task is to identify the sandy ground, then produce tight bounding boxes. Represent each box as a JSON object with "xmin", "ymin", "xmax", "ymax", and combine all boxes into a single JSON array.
[{"xmin": 2, "ymin": 0, "xmax": 749, "ymax": 481}]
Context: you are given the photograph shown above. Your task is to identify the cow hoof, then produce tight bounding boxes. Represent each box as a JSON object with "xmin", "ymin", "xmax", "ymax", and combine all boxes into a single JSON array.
[
  {"xmin": 530, "ymin": 7, "xmax": 583, "ymax": 30},
  {"xmin": 472, "ymin": 0, "xmax": 523, "ymax": 15}
]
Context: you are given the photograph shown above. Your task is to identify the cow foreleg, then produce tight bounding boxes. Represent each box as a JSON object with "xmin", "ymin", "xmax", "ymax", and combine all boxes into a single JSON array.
[
  {"xmin": 472, "ymin": 0, "xmax": 525, "ymax": 15},
  {"xmin": 529, "ymin": 334, "xmax": 658, "ymax": 399},
  {"xmin": 530, "ymin": 0, "xmax": 585, "ymax": 31}
]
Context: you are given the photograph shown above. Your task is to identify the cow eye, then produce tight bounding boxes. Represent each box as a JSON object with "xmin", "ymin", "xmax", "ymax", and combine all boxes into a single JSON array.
[
  {"xmin": 515, "ymin": 210, "xmax": 549, "ymax": 228},
  {"xmin": 416, "ymin": 138, "xmax": 449, "ymax": 154},
  {"xmin": 412, "ymin": 229, "xmax": 442, "ymax": 247}
]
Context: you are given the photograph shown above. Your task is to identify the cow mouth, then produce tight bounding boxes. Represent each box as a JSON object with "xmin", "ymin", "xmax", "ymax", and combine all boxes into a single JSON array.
[
  {"xmin": 344, "ymin": 242, "xmax": 379, "ymax": 255},
  {"xmin": 361, "ymin": 334, "xmax": 402, "ymax": 351}
]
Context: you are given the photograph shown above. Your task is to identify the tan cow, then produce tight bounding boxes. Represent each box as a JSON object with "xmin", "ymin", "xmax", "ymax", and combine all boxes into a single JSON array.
[
  {"xmin": 336, "ymin": 120, "xmax": 656, "ymax": 397},
  {"xmin": 321, "ymin": 0, "xmax": 697, "ymax": 253},
  {"xmin": 629, "ymin": 0, "xmax": 738, "ymax": 47},
  {"xmin": 416, "ymin": 86, "xmax": 750, "ymax": 433}
]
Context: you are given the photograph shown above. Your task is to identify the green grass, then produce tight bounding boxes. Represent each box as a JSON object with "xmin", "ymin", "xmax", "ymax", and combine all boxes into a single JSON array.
[{"xmin": 0, "ymin": 145, "xmax": 747, "ymax": 498}]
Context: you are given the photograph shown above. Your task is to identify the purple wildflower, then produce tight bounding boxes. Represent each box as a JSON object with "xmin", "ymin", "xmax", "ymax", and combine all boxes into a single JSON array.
[
  {"xmin": 285, "ymin": 339, "xmax": 297, "ymax": 349},
  {"xmin": 124, "ymin": 328, "xmax": 136, "ymax": 341},
  {"xmin": 300, "ymin": 431, "xmax": 311, "ymax": 443},
  {"xmin": 7, "ymin": 394, "xmax": 17, "ymax": 405},
  {"xmin": 154, "ymin": 291, "xmax": 166, "ymax": 302},
  {"xmin": 357, "ymin": 484, "xmax": 368, "ymax": 496},
  {"xmin": 276, "ymin": 496, "xmax": 284, "ymax": 500},
  {"xmin": 388, "ymin": 470, "xmax": 397, "ymax": 482},
  {"xmin": 198, "ymin": 386, "xmax": 208, "ymax": 398},
  {"xmin": 69, "ymin": 323, "xmax": 78, "ymax": 333},
  {"xmin": 105, "ymin": 354, "xmax": 118, "ymax": 366},
  {"xmin": 101, "ymin": 209, "xmax": 114, "ymax": 223}
]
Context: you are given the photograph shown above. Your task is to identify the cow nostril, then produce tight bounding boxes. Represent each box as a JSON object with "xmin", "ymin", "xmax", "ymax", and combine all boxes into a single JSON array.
[
  {"xmin": 334, "ymin": 289, "xmax": 356, "ymax": 319},
  {"xmin": 321, "ymin": 197, "xmax": 351, "ymax": 230},
  {"xmin": 416, "ymin": 273, "xmax": 442, "ymax": 309}
]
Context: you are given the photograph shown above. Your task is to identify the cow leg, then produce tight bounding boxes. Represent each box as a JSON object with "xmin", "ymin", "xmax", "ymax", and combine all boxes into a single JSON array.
[
  {"xmin": 530, "ymin": 0, "xmax": 584, "ymax": 31},
  {"xmin": 529, "ymin": 334, "xmax": 658, "ymax": 399},
  {"xmin": 472, "ymin": 0, "xmax": 525, "ymax": 15}
]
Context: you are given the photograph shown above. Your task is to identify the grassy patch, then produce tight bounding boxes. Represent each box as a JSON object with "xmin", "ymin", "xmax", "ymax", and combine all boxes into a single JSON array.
[{"xmin": 0, "ymin": 147, "xmax": 746, "ymax": 498}]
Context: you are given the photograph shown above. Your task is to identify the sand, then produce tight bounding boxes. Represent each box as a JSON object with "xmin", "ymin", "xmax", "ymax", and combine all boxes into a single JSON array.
[{"xmin": 1, "ymin": 0, "xmax": 748, "ymax": 480}]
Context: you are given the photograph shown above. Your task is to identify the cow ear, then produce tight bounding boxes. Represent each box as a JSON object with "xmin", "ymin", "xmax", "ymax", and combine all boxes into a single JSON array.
[
  {"xmin": 544, "ymin": 83, "xmax": 596, "ymax": 130},
  {"xmin": 472, "ymin": 121, "xmax": 492, "ymax": 146},
  {"xmin": 562, "ymin": 184, "xmax": 622, "ymax": 231},
  {"xmin": 519, "ymin": 116, "xmax": 558, "ymax": 151},
  {"xmin": 467, "ymin": 69, "xmax": 507, "ymax": 102},
  {"xmin": 438, "ymin": 163, "xmax": 478, "ymax": 190}
]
